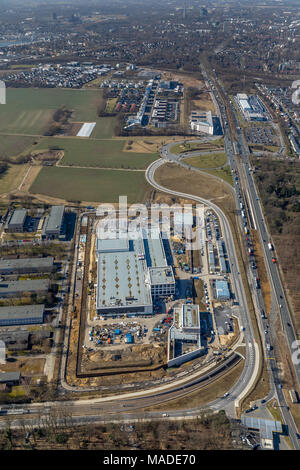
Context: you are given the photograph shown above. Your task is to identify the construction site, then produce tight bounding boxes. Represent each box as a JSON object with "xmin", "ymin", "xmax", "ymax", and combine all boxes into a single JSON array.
[{"xmin": 66, "ymin": 205, "xmax": 241, "ymax": 387}]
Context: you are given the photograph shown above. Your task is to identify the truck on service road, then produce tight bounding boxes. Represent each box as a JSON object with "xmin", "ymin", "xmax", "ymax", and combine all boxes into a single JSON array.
[{"xmin": 268, "ymin": 242, "xmax": 273, "ymax": 251}]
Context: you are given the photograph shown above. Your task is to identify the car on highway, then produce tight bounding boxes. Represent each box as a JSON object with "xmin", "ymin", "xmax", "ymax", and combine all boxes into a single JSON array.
[{"xmin": 223, "ymin": 392, "xmax": 229, "ymax": 398}]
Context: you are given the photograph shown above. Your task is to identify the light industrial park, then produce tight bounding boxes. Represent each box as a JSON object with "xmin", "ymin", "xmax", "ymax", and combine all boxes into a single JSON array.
[{"xmin": 0, "ymin": 0, "xmax": 300, "ymax": 454}]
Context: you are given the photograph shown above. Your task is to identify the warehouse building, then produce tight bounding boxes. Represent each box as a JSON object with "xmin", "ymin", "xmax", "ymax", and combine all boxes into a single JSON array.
[
  {"xmin": 0, "ymin": 257, "xmax": 54, "ymax": 275},
  {"xmin": 0, "ymin": 304, "xmax": 44, "ymax": 326},
  {"xmin": 0, "ymin": 371, "xmax": 21, "ymax": 387},
  {"xmin": 4, "ymin": 208, "xmax": 27, "ymax": 233},
  {"xmin": 0, "ymin": 331, "xmax": 29, "ymax": 350},
  {"xmin": 0, "ymin": 279, "xmax": 49, "ymax": 298},
  {"xmin": 96, "ymin": 237, "xmax": 153, "ymax": 316},
  {"xmin": 42, "ymin": 205, "xmax": 66, "ymax": 240},
  {"xmin": 96, "ymin": 230, "xmax": 175, "ymax": 316}
]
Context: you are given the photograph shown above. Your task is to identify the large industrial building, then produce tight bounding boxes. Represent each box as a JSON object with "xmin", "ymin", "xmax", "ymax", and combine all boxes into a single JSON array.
[
  {"xmin": 0, "ymin": 304, "xmax": 45, "ymax": 326},
  {"xmin": 236, "ymin": 94, "xmax": 267, "ymax": 122},
  {"xmin": 190, "ymin": 110, "xmax": 214, "ymax": 135},
  {"xmin": 42, "ymin": 205, "xmax": 66, "ymax": 240},
  {"xmin": 0, "ymin": 257, "xmax": 54, "ymax": 275},
  {"xmin": 4, "ymin": 208, "xmax": 27, "ymax": 233},
  {"xmin": 0, "ymin": 279, "xmax": 49, "ymax": 298},
  {"xmin": 96, "ymin": 230, "xmax": 175, "ymax": 316}
]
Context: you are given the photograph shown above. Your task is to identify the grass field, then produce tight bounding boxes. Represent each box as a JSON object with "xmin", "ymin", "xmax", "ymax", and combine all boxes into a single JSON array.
[
  {"xmin": 0, "ymin": 163, "xmax": 29, "ymax": 194},
  {"xmin": 35, "ymin": 137, "xmax": 158, "ymax": 169},
  {"xmin": 204, "ymin": 165, "xmax": 234, "ymax": 186},
  {"xmin": 184, "ymin": 152, "xmax": 227, "ymax": 169},
  {"xmin": 30, "ymin": 166, "xmax": 152, "ymax": 203},
  {"xmin": 0, "ymin": 88, "xmax": 116, "ymax": 138},
  {"xmin": 170, "ymin": 137, "xmax": 224, "ymax": 155},
  {"xmin": 0, "ymin": 135, "xmax": 37, "ymax": 158}
]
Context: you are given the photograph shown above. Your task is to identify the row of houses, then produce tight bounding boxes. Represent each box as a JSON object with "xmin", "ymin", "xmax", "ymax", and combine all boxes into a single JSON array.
[{"xmin": 6, "ymin": 62, "xmax": 113, "ymax": 89}]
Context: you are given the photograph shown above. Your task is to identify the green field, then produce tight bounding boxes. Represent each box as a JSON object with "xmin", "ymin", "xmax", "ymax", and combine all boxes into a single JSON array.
[
  {"xmin": 0, "ymin": 164, "xmax": 29, "ymax": 194},
  {"xmin": 184, "ymin": 152, "xmax": 227, "ymax": 169},
  {"xmin": 204, "ymin": 165, "xmax": 234, "ymax": 186},
  {"xmin": 0, "ymin": 135, "xmax": 38, "ymax": 158},
  {"xmin": 35, "ymin": 137, "xmax": 158, "ymax": 169},
  {"xmin": 0, "ymin": 88, "xmax": 116, "ymax": 138},
  {"xmin": 170, "ymin": 138, "xmax": 224, "ymax": 155},
  {"xmin": 30, "ymin": 166, "xmax": 151, "ymax": 203}
]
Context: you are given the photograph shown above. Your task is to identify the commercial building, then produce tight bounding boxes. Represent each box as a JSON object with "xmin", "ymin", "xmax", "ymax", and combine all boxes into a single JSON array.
[
  {"xmin": 0, "ymin": 331, "xmax": 29, "ymax": 350},
  {"xmin": 4, "ymin": 209, "xmax": 27, "ymax": 233},
  {"xmin": 0, "ymin": 304, "xmax": 45, "ymax": 326},
  {"xmin": 42, "ymin": 205, "xmax": 65, "ymax": 240},
  {"xmin": 168, "ymin": 304, "xmax": 204, "ymax": 367},
  {"xmin": 190, "ymin": 110, "xmax": 214, "ymax": 135},
  {"xmin": 215, "ymin": 280, "xmax": 230, "ymax": 301},
  {"xmin": 217, "ymin": 240, "xmax": 227, "ymax": 274},
  {"xmin": 95, "ymin": 230, "xmax": 175, "ymax": 316},
  {"xmin": 148, "ymin": 266, "xmax": 175, "ymax": 298},
  {"xmin": 0, "ymin": 257, "xmax": 54, "ymax": 275},
  {"xmin": 0, "ymin": 371, "xmax": 21, "ymax": 386},
  {"xmin": 0, "ymin": 280, "xmax": 49, "ymax": 298},
  {"xmin": 241, "ymin": 416, "xmax": 282, "ymax": 450},
  {"xmin": 236, "ymin": 94, "xmax": 267, "ymax": 121}
]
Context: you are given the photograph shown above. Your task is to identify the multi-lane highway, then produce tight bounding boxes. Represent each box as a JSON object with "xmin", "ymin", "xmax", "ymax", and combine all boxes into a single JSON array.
[
  {"xmin": 201, "ymin": 64, "xmax": 300, "ymax": 448},
  {"xmin": 145, "ymin": 157, "xmax": 260, "ymax": 418}
]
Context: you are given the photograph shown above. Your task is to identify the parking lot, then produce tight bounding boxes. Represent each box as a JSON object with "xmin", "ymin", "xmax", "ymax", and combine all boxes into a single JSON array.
[{"xmin": 244, "ymin": 126, "xmax": 278, "ymax": 147}]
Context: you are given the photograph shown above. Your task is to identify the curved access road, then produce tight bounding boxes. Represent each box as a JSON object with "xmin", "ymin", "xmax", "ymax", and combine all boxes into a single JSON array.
[{"xmin": 145, "ymin": 157, "xmax": 260, "ymax": 417}]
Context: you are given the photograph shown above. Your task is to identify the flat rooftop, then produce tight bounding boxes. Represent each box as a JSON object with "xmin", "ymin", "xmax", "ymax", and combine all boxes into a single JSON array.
[
  {"xmin": 96, "ymin": 238, "xmax": 152, "ymax": 310},
  {"xmin": 0, "ymin": 372, "xmax": 21, "ymax": 383},
  {"xmin": 96, "ymin": 238, "xmax": 129, "ymax": 253},
  {"xmin": 142, "ymin": 231, "xmax": 167, "ymax": 268},
  {"xmin": 0, "ymin": 279, "xmax": 49, "ymax": 295},
  {"xmin": 190, "ymin": 110, "xmax": 213, "ymax": 126},
  {"xmin": 148, "ymin": 266, "xmax": 175, "ymax": 286},
  {"xmin": 0, "ymin": 304, "xmax": 45, "ymax": 321},
  {"xmin": 215, "ymin": 280, "xmax": 230, "ymax": 299},
  {"xmin": 44, "ymin": 205, "xmax": 64, "ymax": 232},
  {"xmin": 241, "ymin": 416, "xmax": 282, "ymax": 440},
  {"xmin": 0, "ymin": 257, "xmax": 54, "ymax": 271},
  {"xmin": 8, "ymin": 209, "xmax": 27, "ymax": 226},
  {"xmin": 181, "ymin": 304, "xmax": 200, "ymax": 329}
]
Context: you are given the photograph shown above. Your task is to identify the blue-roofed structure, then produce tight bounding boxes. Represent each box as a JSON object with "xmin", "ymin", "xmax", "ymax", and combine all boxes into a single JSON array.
[{"xmin": 215, "ymin": 280, "xmax": 230, "ymax": 300}]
